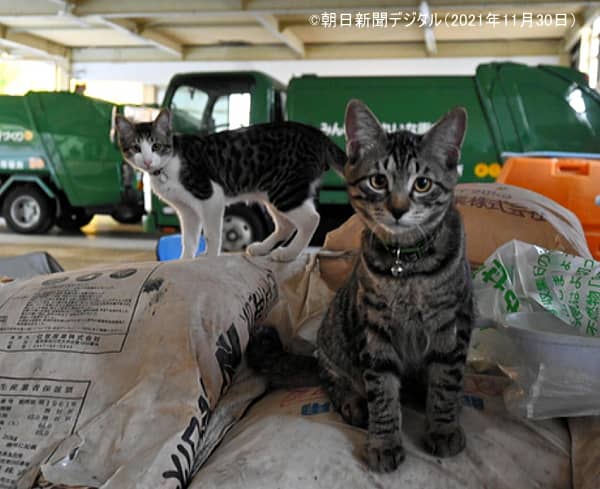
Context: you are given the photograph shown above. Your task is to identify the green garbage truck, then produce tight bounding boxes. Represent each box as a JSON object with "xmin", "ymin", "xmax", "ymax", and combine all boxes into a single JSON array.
[
  {"xmin": 0, "ymin": 91, "xmax": 144, "ymax": 233},
  {"xmin": 4, "ymin": 62, "xmax": 597, "ymax": 244},
  {"xmin": 146, "ymin": 62, "xmax": 600, "ymax": 248}
]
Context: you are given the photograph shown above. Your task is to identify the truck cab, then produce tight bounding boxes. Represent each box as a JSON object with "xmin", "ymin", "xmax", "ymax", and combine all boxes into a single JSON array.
[
  {"xmin": 145, "ymin": 71, "xmax": 285, "ymax": 250},
  {"xmin": 0, "ymin": 91, "xmax": 145, "ymax": 234}
]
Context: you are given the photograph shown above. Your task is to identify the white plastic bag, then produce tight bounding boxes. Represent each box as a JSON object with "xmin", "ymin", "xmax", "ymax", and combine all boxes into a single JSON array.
[{"xmin": 473, "ymin": 240, "xmax": 599, "ymax": 336}]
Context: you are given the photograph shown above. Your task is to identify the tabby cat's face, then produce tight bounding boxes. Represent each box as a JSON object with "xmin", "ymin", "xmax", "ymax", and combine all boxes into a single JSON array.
[
  {"xmin": 344, "ymin": 100, "xmax": 467, "ymax": 244},
  {"xmin": 115, "ymin": 110, "xmax": 173, "ymax": 173}
]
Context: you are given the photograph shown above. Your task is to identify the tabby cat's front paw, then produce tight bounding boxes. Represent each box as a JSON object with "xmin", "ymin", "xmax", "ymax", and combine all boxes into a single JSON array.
[
  {"xmin": 365, "ymin": 436, "xmax": 405, "ymax": 472},
  {"xmin": 423, "ymin": 425, "xmax": 466, "ymax": 457}
]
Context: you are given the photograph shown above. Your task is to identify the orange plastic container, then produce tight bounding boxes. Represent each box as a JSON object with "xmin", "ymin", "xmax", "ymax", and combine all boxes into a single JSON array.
[{"xmin": 497, "ymin": 157, "xmax": 600, "ymax": 260}]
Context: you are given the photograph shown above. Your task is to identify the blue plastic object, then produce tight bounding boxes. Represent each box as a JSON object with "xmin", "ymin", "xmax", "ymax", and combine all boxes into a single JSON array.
[{"xmin": 156, "ymin": 234, "xmax": 206, "ymax": 261}]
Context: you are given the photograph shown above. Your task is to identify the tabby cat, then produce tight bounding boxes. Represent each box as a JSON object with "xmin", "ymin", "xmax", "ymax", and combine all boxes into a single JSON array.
[
  {"xmin": 248, "ymin": 100, "xmax": 474, "ymax": 472},
  {"xmin": 115, "ymin": 110, "xmax": 345, "ymax": 261}
]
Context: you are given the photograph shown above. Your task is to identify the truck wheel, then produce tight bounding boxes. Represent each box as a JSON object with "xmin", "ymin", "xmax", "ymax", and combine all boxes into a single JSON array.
[
  {"xmin": 57, "ymin": 207, "xmax": 93, "ymax": 231},
  {"xmin": 111, "ymin": 205, "xmax": 144, "ymax": 224},
  {"xmin": 222, "ymin": 204, "xmax": 268, "ymax": 252},
  {"xmin": 2, "ymin": 186, "xmax": 56, "ymax": 234}
]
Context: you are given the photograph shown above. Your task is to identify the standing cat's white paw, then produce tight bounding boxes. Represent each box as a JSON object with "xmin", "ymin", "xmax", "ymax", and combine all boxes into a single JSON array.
[
  {"xmin": 269, "ymin": 247, "xmax": 300, "ymax": 262},
  {"xmin": 246, "ymin": 242, "xmax": 271, "ymax": 257}
]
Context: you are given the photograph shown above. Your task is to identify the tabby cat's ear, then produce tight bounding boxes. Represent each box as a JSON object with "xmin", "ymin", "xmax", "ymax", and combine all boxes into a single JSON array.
[
  {"xmin": 153, "ymin": 109, "xmax": 172, "ymax": 139},
  {"xmin": 115, "ymin": 115, "xmax": 135, "ymax": 146},
  {"xmin": 421, "ymin": 107, "xmax": 467, "ymax": 170},
  {"xmin": 344, "ymin": 99, "xmax": 387, "ymax": 164}
]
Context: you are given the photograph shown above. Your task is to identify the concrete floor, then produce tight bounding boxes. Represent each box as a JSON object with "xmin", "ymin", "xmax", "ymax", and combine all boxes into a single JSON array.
[{"xmin": 0, "ymin": 216, "xmax": 159, "ymax": 270}]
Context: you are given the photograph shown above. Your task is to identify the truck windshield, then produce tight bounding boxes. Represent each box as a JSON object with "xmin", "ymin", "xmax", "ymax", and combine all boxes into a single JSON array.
[{"xmin": 170, "ymin": 84, "xmax": 250, "ymax": 135}]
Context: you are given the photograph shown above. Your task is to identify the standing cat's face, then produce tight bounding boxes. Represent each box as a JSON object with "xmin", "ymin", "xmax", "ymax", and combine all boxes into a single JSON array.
[
  {"xmin": 343, "ymin": 100, "xmax": 467, "ymax": 244},
  {"xmin": 115, "ymin": 109, "xmax": 173, "ymax": 173}
]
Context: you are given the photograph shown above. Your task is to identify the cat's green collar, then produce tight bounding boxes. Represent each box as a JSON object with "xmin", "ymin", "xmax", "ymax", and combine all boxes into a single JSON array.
[{"xmin": 384, "ymin": 234, "xmax": 437, "ymax": 277}]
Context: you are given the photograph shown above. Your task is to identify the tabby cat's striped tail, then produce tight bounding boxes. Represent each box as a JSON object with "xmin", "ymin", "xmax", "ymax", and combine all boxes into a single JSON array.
[{"xmin": 246, "ymin": 326, "xmax": 320, "ymax": 389}]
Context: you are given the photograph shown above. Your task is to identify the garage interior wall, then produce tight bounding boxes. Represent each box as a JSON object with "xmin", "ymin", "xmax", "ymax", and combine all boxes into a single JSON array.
[
  {"xmin": 0, "ymin": 2, "xmax": 598, "ymax": 104},
  {"xmin": 74, "ymin": 54, "xmax": 563, "ymax": 84},
  {"xmin": 68, "ymin": 55, "xmax": 560, "ymax": 104}
]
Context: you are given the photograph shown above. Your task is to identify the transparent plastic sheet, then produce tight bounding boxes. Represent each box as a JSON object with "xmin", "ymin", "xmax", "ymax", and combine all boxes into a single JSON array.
[
  {"xmin": 501, "ymin": 362, "xmax": 600, "ymax": 419},
  {"xmin": 472, "ymin": 240, "xmax": 600, "ymax": 418},
  {"xmin": 0, "ymin": 252, "xmax": 64, "ymax": 280}
]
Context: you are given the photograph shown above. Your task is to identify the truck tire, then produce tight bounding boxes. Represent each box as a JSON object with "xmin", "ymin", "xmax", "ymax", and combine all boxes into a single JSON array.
[
  {"xmin": 222, "ymin": 204, "xmax": 268, "ymax": 252},
  {"xmin": 2, "ymin": 186, "xmax": 56, "ymax": 234},
  {"xmin": 57, "ymin": 206, "xmax": 93, "ymax": 231},
  {"xmin": 111, "ymin": 205, "xmax": 144, "ymax": 224}
]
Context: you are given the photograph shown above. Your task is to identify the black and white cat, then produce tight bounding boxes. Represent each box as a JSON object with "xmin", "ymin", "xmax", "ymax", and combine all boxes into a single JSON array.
[{"xmin": 115, "ymin": 110, "xmax": 346, "ymax": 261}]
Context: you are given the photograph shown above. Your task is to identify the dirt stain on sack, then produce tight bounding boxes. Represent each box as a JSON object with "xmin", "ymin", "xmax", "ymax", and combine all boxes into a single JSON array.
[
  {"xmin": 143, "ymin": 277, "xmax": 164, "ymax": 293},
  {"xmin": 143, "ymin": 277, "xmax": 167, "ymax": 308}
]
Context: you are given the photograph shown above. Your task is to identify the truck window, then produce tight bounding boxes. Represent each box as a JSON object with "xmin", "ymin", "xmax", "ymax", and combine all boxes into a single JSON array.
[
  {"xmin": 170, "ymin": 85, "xmax": 209, "ymax": 134},
  {"xmin": 169, "ymin": 86, "xmax": 250, "ymax": 134},
  {"xmin": 213, "ymin": 92, "xmax": 251, "ymax": 132}
]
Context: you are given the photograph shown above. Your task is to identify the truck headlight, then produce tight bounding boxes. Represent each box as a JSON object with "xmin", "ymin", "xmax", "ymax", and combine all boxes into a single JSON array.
[{"xmin": 28, "ymin": 157, "xmax": 45, "ymax": 169}]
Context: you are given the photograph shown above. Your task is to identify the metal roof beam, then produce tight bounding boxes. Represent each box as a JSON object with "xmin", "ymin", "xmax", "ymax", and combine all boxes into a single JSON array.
[
  {"xmin": 0, "ymin": 23, "xmax": 70, "ymax": 62},
  {"xmin": 74, "ymin": 0, "xmax": 246, "ymax": 18},
  {"xmin": 561, "ymin": 7, "xmax": 600, "ymax": 53},
  {"xmin": 253, "ymin": 13, "xmax": 304, "ymax": 58},
  {"xmin": 96, "ymin": 18, "xmax": 183, "ymax": 58},
  {"xmin": 0, "ymin": 1, "xmax": 595, "ymax": 18}
]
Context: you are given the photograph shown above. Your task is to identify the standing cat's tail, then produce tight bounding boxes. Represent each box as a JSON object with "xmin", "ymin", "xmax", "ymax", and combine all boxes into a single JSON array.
[
  {"xmin": 327, "ymin": 141, "xmax": 347, "ymax": 176},
  {"xmin": 247, "ymin": 326, "xmax": 320, "ymax": 389}
]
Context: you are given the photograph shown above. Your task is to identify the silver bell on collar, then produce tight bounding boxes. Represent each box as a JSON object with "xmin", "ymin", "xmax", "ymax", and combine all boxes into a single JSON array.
[{"xmin": 391, "ymin": 248, "xmax": 404, "ymax": 277}]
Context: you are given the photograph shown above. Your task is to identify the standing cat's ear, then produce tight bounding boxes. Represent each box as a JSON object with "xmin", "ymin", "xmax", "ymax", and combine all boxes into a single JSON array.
[
  {"xmin": 344, "ymin": 99, "xmax": 387, "ymax": 164},
  {"xmin": 153, "ymin": 109, "xmax": 172, "ymax": 139},
  {"xmin": 114, "ymin": 115, "xmax": 135, "ymax": 147},
  {"xmin": 420, "ymin": 107, "xmax": 467, "ymax": 170}
]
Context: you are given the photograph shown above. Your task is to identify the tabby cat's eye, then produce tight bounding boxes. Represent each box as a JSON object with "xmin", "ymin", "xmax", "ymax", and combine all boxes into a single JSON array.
[
  {"xmin": 131, "ymin": 143, "xmax": 141, "ymax": 153},
  {"xmin": 151, "ymin": 143, "xmax": 162, "ymax": 152},
  {"xmin": 369, "ymin": 174, "xmax": 388, "ymax": 191},
  {"xmin": 413, "ymin": 177, "xmax": 432, "ymax": 193}
]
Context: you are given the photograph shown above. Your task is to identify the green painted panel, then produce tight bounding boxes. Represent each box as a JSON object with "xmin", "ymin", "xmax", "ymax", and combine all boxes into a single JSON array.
[
  {"xmin": 25, "ymin": 91, "xmax": 122, "ymax": 206},
  {"xmin": 0, "ymin": 95, "xmax": 50, "ymax": 177},
  {"xmin": 485, "ymin": 63, "xmax": 600, "ymax": 154},
  {"xmin": 287, "ymin": 74, "xmax": 499, "ymax": 183},
  {"xmin": 0, "ymin": 175, "xmax": 54, "ymax": 198},
  {"xmin": 319, "ymin": 189, "xmax": 350, "ymax": 204}
]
